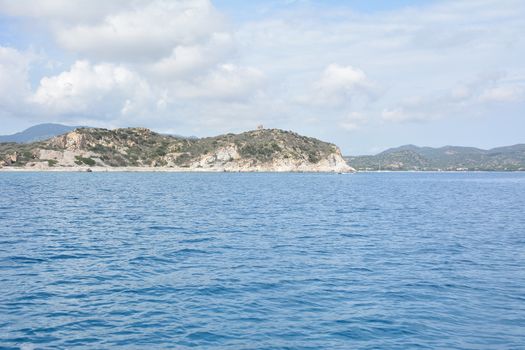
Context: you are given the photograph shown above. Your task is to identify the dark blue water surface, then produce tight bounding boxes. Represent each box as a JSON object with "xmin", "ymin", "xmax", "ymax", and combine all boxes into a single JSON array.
[{"xmin": 1, "ymin": 172, "xmax": 524, "ymax": 349}]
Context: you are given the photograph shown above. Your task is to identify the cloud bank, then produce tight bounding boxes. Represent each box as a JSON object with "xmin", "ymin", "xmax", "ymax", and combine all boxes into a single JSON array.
[{"xmin": 0, "ymin": 0, "xmax": 524, "ymax": 152}]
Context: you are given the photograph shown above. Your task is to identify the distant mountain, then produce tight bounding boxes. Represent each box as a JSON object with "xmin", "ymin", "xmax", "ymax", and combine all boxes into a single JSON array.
[
  {"xmin": 345, "ymin": 144, "xmax": 525, "ymax": 171},
  {"xmin": 0, "ymin": 123, "xmax": 81, "ymax": 143}
]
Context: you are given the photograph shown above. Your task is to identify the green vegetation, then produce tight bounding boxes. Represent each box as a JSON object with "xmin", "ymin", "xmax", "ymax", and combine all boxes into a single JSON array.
[
  {"xmin": 345, "ymin": 144, "xmax": 525, "ymax": 171},
  {"xmin": 1, "ymin": 127, "xmax": 341, "ymax": 169},
  {"xmin": 0, "ymin": 142, "xmax": 45, "ymax": 166},
  {"xmin": 74, "ymin": 156, "xmax": 96, "ymax": 166},
  {"xmin": 4, "ymin": 125, "xmax": 522, "ymax": 171}
]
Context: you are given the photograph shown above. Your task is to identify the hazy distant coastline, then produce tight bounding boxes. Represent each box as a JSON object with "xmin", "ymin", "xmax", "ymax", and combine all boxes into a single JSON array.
[{"xmin": 345, "ymin": 144, "xmax": 525, "ymax": 172}]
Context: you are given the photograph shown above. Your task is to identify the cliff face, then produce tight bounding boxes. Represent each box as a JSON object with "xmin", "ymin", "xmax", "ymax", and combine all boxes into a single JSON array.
[{"xmin": 0, "ymin": 127, "xmax": 354, "ymax": 172}]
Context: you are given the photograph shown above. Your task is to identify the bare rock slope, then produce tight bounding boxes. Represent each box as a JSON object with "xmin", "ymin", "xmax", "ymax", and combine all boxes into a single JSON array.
[{"xmin": 1, "ymin": 127, "xmax": 354, "ymax": 172}]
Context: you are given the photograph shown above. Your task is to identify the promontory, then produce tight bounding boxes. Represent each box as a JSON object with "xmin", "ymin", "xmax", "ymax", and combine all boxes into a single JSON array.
[{"xmin": 0, "ymin": 127, "xmax": 354, "ymax": 172}]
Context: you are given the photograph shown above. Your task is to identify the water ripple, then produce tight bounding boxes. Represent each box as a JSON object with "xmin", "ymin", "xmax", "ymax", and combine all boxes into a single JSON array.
[{"xmin": 0, "ymin": 172, "xmax": 524, "ymax": 349}]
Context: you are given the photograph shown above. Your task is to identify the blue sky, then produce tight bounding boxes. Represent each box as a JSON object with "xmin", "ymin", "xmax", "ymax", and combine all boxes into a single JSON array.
[
  {"xmin": 0, "ymin": 0, "xmax": 523, "ymax": 154},
  {"xmin": 214, "ymin": 0, "xmax": 436, "ymax": 17}
]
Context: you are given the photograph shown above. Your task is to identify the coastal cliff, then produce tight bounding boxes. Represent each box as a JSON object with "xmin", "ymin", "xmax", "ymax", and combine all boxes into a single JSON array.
[{"xmin": 0, "ymin": 127, "xmax": 354, "ymax": 172}]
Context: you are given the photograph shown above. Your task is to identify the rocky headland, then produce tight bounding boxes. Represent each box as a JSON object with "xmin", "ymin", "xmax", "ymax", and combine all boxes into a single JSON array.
[{"xmin": 0, "ymin": 127, "xmax": 354, "ymax": 172}]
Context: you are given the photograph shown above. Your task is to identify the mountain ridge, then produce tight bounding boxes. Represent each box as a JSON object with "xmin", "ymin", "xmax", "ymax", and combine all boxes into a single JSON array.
[
  {"xmin": 0, "ymin": 123, "xmax": 81, "ymax": 143},
  {"xmin": 345, "ymin": 144, "xmax": 525, "ymax": 171}
]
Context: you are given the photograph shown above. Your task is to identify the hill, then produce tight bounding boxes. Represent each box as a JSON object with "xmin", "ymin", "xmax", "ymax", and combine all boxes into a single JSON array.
[
  {"xmin": 0, "ymin": 123, "xmax": 81, "ymax": 143},
  {"xmin": 0, "ymin": 127, "xmax": 353, "ymax": 172},
  {"xmin": 345, "ymin": 144, "xmax": 525, "ymax": 171}
]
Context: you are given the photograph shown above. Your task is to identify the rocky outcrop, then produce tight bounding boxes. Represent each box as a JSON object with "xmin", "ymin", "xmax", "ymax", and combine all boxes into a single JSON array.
[
  {"xmin": 195, "ymin": 145, "xmax": 241, "ymax": 168},
  {"xmin": 2, "ymin": 152, "xmax": 19, "ymax": 166},
  {"xmin": 9, "ymin": 152, "xmax": 18, "ymax": 163},
  {"xmin": 49, "ymin": 131, "xmax": 88, "ymax": 151}
]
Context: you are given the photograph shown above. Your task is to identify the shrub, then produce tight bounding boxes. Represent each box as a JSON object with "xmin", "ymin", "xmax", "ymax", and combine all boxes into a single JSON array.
[
  {"xmin": 308, "ymin": 153, "xmax": 320, "ymax": 163},
  {"xmin": 154, "ymin": 147, "xmax": 167, "ymax": 157},
  {"xmin": 74, "ymin": 156, "xmax": 96, "ymax": 166}
]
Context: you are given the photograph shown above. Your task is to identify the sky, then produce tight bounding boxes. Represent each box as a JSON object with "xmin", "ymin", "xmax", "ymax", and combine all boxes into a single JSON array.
[{"xmin": 0, "ymin": 0, "xmax": 523, "ymax": 155}]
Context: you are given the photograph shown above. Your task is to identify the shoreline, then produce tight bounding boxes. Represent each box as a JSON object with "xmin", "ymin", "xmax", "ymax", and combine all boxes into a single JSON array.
[
  {"xmin": 355, "ymin": 170, "xmax": 525, "ymax": 173},
  {"xmin": 0, "ymin": 166, "xmax": 353, "ymax": 173},
  {"xmin": 0, "ymin": 166, "xmax": 523, "ymax": 173}
]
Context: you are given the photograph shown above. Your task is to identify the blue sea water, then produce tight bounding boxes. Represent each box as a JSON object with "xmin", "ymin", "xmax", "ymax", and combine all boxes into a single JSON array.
[{"xmin": 0, "ymin": 172, "xmax": 524, "ymax": 349}]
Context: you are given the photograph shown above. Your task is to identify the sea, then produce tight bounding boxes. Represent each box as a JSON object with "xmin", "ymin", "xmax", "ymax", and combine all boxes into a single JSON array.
[{"xmin": 0, "ymin": 172, "xmax": 524, "ymax": 349}]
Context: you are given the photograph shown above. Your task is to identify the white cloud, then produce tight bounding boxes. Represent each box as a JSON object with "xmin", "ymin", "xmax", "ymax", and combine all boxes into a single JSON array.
[
  {"xmin": 0, "ymin": 0, "xmax": 267, "ymax": 128},
  {"xmin": 339, "ymin": 112, "xmax": 367, "ymax": 131},
  {"xmin": 0, "ymin": 0, "xmax": 269, "ymax": 125},
  {"xmin": 480, "ymin": 85, "xmax": 525, "ymax": 102},
  {"xmin": 0, "ymin": 0, "xmax": 130, "ymax": 22},
  {"xmin": 0, "ymin": 0, "xmax": 524, "ymax": 153},
  {"xmin": 0, "ymin": 1, "xmax": 227, "ymax": 63},
  {"xmin": 147, "ymin": 32, "xmax": 234, "ymax": 78},
  {"xmin": 381, "ymin": 73, "xmax": 525, "ymax": 123},
  {"xmin": 298, "ymin": 64, "xmax": 374, "ymax": 107},
  {"xmin": 316, "ymin": 64, "xmax": 372, "ymax": 102},
  {"xmin": 31, "ymin": 60, "xmax": 154, "ymax": 118},
  {"xmin": 0, "ymin": 47, "xmax": 33, "ymax": 113},
  {"xmin": 381, "ymin": 107, "xmax": 427, "ymax": 123},
  {"xmin": 234, "ymin": 0, "xmax": 525, "ymax": 128},
  {"xmin": 55, "ymin": 0, "xmax": 225, "ymax": 62},
  {"xmin": 172, "ymin": 64, "xmax": 265, "ymax": 100},
  {"xmin": 26, "ymin": 59, "xmax": 265, "ymax": 126}
]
